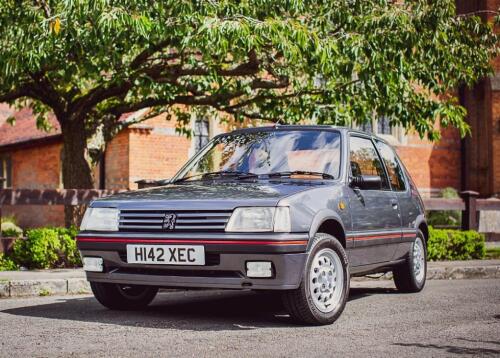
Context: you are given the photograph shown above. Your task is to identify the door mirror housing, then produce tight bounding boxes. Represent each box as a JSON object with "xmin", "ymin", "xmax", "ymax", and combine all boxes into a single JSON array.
[{"xmin": 350, "ymin": 175, "xmax": 382, "ymax": 190}]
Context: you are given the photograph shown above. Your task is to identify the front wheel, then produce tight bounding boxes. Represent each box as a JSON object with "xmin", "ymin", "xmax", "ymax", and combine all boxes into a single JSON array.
[
  {"xmin": 393, "ymin": 230, "xmax": 427, "ymax": 293},
  {"xmin": 90, "ymin": 282, "xmax": 158, "ymax": 310},
  {"xmin": 282, "ymin": 233, "xmax": 350, "ymax": 325}
]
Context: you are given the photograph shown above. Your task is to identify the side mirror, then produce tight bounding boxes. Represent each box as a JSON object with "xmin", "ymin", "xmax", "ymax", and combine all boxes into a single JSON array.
[{"xmin": 350, "ymin": 175, "xmax": 382, "ymax": 190}]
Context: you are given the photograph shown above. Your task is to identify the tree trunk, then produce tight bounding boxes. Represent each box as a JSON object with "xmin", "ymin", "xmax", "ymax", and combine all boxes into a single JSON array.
[{"xmin": 60, "ymin": 117, "xmax": 94, "ymax": 227}]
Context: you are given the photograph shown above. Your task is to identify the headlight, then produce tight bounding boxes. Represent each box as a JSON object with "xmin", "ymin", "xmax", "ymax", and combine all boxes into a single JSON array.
[
  {"xmin": 225, "ymin": 207, "xmax": 291, "ymax": 233},
  {"xmin": 80, "ymin": 208, "xmax": 119, "ymax": 231}
]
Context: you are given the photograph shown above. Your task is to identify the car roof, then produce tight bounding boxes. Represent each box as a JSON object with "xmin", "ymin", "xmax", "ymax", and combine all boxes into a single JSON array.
[{"xmin": 222, "ymin": 124, "xmax": 391, "ymax": 146}]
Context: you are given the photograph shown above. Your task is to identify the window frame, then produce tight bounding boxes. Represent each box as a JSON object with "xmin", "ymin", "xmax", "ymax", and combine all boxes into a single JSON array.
[
  {"xmin": 0, "ymin": 155, "xmax": 12, "ymax": 189},
  {"xmin": 193, "ymin": 117, "xmax": 210, "ymax": 153},
  {"xmin": 347, "ymin": 133, "xmax": 391, "ymax": 192}
]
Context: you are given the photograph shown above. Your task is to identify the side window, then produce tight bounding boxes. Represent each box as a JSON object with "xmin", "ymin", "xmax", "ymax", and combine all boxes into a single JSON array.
[
  {"xmin": 349, "ymin": 136, "xmax": 390, "ymax": 190},
  {"xmin": 375, "ymin": 140, "xmax": 406, "ymax": 191}
]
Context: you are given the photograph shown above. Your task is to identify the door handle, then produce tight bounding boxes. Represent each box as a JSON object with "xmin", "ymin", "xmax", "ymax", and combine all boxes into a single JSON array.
[{"xmin": 391, "ymin": 199, "xmax": 398, "ymax": 209}]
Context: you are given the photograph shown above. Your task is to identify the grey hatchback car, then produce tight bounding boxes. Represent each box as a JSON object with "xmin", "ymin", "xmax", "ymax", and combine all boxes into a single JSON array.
[{"xmin": 77, "ymin": 125, "xmax": 427, "ymax": 325}]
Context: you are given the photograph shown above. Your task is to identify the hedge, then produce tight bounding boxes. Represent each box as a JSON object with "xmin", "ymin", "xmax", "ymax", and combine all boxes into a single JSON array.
[
  {"xmin": 427, "ymin": 227, "xmax": 485, "ymax": 261},
  {"xmin": 0, "ymin": 253, "xmax": 18, "ymax": 271},
  {"xmin": 9, "ymin": 227, "xmax": 82, "ymax": 270}
]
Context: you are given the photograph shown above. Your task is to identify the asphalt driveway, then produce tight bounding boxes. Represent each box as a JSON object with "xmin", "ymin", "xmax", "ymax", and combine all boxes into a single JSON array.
[{"xmin": 0, "ymin": 279, "xmax": 499, "ymax": 357}]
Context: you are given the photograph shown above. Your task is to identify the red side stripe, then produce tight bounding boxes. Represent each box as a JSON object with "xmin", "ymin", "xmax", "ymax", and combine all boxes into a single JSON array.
[
  {"xmin": 353, "ymin": 233, "xmax": 400, "ymax": 241},
  {"xmin": 352, "ymin": 232, "xmax": 415, "ymax": 241},
  {"xmin": 402, "ymin": 233, "xmax": 416, "ymax": 238},
  {"xmin": 77, "ymin": 237, "xmax": 308, "ymax": 246}
]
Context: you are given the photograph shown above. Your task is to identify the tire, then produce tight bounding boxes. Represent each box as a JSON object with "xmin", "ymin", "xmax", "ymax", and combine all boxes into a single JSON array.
[
  {"xmin": 393, "ymin": 230, "xmax": 427, "ymax": 293},
  {"xmin": 282, "ymin": 233, "xmax": 350, "ymax": 325},
  {"xmin": 90, "ymin": 282, "xmax": 158, "ymax": 310}
]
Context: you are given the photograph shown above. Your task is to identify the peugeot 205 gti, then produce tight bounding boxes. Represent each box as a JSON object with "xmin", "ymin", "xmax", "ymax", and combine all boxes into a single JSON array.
[{"xmin": 77, "ymin": 126, "xmax": 428, "ymax": 325}]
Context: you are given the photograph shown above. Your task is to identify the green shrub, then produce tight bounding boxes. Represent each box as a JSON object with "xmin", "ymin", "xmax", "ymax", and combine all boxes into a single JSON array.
[
  {"xmin": 11, "ymin": 227, "xmax": 81, "ymax": 269},
  {"xmin": 0, "ymin": 215, "xmax": 17, "ymax": 225},
  {"xmin": 0, "ymin": 253, "xmax": 18, "ymax": 271},
  {"xmin": 426, "ymin": 187, "xmax": 461, "ymax": 227},
  {"xmin": 427, "ymin": 227, "xmax": 485, "ymax": 261},
  {"xmin": 1, "ymin": 221, "xmax": 23, "ymax": 238},
  {"xmin": 55, "ymin": 227, "xmax": 81, "ymax": 267}
]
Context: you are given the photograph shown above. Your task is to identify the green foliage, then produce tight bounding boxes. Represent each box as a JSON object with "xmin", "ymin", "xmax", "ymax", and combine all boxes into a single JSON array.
[
  {"xmin": 427, "ymin": 227, "xmax": 485, "ymax": 261},
  {"xmin": 0, "ymin": 1, "xmax": 497, "ymax": 192},
  {"xmin": 0, "ymin": 253, "xmax": 19, "ymax": 271},
  {"xmin": 38, "ymin": 288, "xmax": 51, "ymax": 297},
  {"xmin": 1, "ymin": 221, "xmax": 23, "ymax": 238},
  {"xmin": 426, "ymin": 187, "xmax": 462, "ymax": 227},
  {"xmin": 0, "ymin": 0, "xmax": 497, "ymax": 142},
  {"xmin": 11, "ymin": 227, "xmax": 81, "ymax": 269}
]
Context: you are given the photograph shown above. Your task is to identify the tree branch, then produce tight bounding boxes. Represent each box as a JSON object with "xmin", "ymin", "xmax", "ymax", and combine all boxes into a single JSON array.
[{"xmin": 0, "ymin": 88, "xmax": 30, "ymax": 102}]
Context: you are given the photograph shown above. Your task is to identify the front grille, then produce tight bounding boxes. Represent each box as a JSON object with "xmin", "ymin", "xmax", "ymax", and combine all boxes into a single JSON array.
[{"xmin": 118, "ymin": 210, "xmax": 232, "ymax": 232}]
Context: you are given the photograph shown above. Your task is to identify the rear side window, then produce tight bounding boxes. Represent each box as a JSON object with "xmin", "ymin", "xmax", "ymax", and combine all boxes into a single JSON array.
[
  {"xmin": 349, "ymin": 136, "xmax": 390, "ymax": 190},
  {"xmin": 375, "ymin": 140, "xmax": 406, "ymax": 191}
]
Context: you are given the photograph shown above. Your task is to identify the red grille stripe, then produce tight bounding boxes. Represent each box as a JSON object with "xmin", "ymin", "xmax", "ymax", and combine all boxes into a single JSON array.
[{"xmin": 77, "ymin": 237, "xmax": 308, "ymax": 246}]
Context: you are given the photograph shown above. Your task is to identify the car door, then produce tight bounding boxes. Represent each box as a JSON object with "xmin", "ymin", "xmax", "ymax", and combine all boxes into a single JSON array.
[
  {"xmin": 374, "ymin": 139, "xmax": 419, "ymax": 259},
  {"xmin": 346, "ymin": 135, "xmax": 402, "ymax": 266}
]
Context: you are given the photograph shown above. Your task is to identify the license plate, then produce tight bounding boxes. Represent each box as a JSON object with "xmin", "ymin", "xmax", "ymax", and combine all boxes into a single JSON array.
[{"xmin": 126, "ymin": 245, "xmax": 205, "ymax": 265}]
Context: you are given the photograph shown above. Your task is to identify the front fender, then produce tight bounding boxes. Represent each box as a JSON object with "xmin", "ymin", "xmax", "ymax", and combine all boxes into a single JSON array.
[{"xmin": 307, "ymin": 209, "xmax": 347, "ymax": 251}]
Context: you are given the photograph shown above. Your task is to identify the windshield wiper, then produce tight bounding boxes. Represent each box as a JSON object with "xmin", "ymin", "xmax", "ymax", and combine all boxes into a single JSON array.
[
  {"xmin": 266, "ymin": 171, "xmax": 335, "ymax": 179},
  {"xmin": 172, "ymin": 170, "xmax": 258, "ymax": 183}
]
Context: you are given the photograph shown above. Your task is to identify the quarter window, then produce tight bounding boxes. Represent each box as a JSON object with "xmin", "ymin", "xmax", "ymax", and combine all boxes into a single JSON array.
[
  {"xmin": 375, "ymin": 141, "xmax": 406, "ymax": 191},
  {"xmin": 349, "ymin": 136, "xmax": 390, "ymax": 190}
]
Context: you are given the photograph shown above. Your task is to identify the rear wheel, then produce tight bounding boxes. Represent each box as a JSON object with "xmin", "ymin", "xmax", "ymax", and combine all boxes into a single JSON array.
[
  {"xmin": 90, "ymin": 282, "xmax": 158, "ymax": 310},
  {"xmin": 282, "ymin": 233, "xmax": 349, "ymax": 325},
  {"xmin": 393, "ymin": 230, "xmax": 427, "ymax": 293}
]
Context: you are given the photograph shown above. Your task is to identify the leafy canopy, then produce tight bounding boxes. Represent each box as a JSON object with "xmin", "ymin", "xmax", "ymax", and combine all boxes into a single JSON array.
[{"xmin": 0, "ymin": 0, "xmax": 498, "ymax": 140}]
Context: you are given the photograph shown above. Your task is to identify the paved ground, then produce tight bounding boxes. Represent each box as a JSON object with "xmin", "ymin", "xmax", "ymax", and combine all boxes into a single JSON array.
[{"xmin": 0, "ymin": 279, "xmax": 499, "ymax": 357}]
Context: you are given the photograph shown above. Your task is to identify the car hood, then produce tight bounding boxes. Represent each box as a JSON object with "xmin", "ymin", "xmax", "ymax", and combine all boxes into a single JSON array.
[{"xmin": 92, "ymin": 180, "xmax": 331, "ymax": 211}]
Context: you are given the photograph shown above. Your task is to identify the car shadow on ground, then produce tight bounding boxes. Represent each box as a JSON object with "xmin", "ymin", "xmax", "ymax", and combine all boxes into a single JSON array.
[{"xmin": 1, "ymin": 286, "xmax": 397, "ymax": 331}]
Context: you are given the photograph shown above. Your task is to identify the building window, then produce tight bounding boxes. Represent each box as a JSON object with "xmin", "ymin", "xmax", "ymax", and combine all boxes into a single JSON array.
[
  {"xmin": 194, "ymin": 118, "xmax": 210, "ymax": 152},
  {"xmin": 377, "ymin": 116, "xmax": 392, "ymax": 135},
  {"xmin": 359, "ymin": 120, "xmax": 373, "ymax": 134},
  {"xmin": 0, "ymin": 155, "xmax": 12, "ymax": 189},
  {"xmin": 355, "ymin": 115, "xmax": 406, "ymax": 145}
]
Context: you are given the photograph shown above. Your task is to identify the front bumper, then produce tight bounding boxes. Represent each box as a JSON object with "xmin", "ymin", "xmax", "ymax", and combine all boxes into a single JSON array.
[{"xmin": 77, "ymin": 232, "xmax": 309, "ymax": 290}]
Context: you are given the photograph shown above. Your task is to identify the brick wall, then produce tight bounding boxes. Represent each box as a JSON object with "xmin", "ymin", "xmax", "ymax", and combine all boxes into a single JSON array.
[
  {"xmin": 105, "ymin": 131, "xmax": 130, "ymax": 190},
  {"xmin": 1, "ymin": 142, "xmax": 65, "ymax": 228},
  {"xmin": 396, "ymin": 128, "xmax": 461, "ymax": 197},
  {"xmin": 492, "ymin": 92, "xmax": 500, "ymax": 195},
  {"xmin": 127, "ymin": 114, "xmax": 191, "ymax": 189}
]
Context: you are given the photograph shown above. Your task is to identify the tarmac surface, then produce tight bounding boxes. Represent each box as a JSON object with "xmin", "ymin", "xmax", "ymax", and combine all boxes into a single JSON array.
[{"xmin": 0, "ymin": 279, "xmax": 499, "ymax": 357}]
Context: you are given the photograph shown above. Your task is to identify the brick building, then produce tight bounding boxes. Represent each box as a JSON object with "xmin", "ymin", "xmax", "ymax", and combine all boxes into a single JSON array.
[
  {"xmin": 1, "ymin": 0, "xmax": 499, "ymax": 228},
  {"xmin": 0, "ymin": 105, "xmax": 223, "ymax": 227}
]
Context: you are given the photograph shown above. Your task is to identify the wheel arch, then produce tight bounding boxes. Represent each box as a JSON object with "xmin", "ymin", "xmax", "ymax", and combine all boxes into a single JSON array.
[
  {"xmin": 415, "ymin": 216, "xmax": 429, "ymax": 246},
  {"xmin": 308, "ymin": 210, "xmax": 347, "ymax": 251}
]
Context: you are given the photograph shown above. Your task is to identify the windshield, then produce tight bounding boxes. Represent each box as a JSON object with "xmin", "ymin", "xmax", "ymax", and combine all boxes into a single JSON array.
[{"xmin": 175, "ymin": 129, "xmax": 342, "ymax": 181}]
